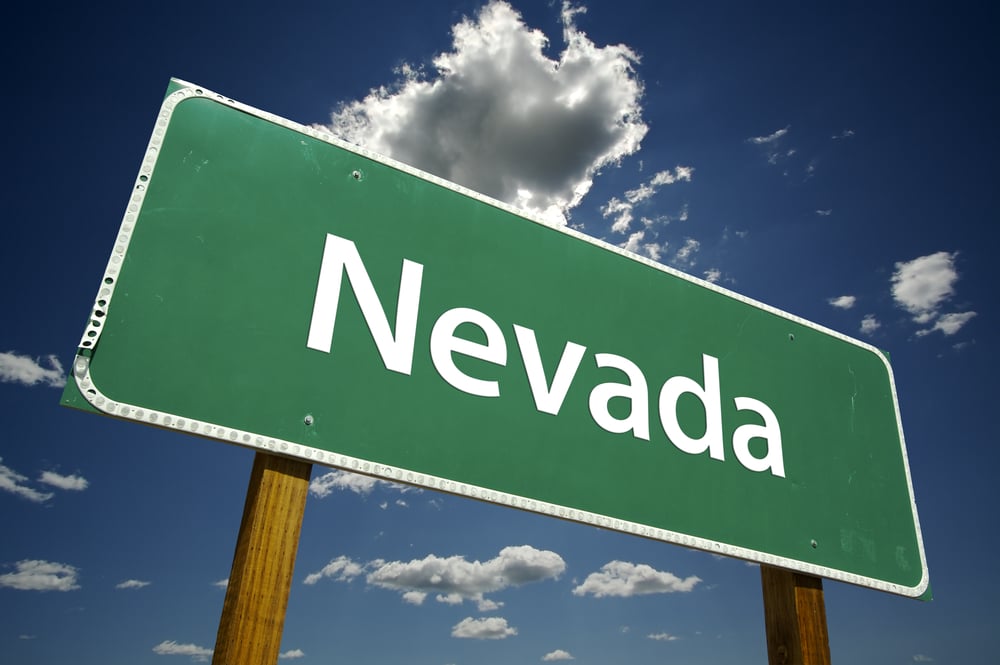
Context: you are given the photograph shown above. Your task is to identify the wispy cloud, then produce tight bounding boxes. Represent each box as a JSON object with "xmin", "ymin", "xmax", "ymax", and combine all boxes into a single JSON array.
[
  {"xmin": 0, "ymin": 560, "xmax": 80, "ymax": 592},
  {"xmin": 152, "ymin": 640, "xmax": 213, "ymax": 662},
  {"xmin": 572, "ymin": 561, "xmax": 701, "ymax": 597},
  {"xmin": 0, "ymin": 351, "xmax": 65, "ymax": 388},
  {"xmin": 452, "ymin": 616, "xmax": 517, "ymax": 639},
  {"xmin": 309, "ymin": 469, "xmax": 419, "ymax": 499},
  {"xmin": 747, "ymin": 125, "xmax": 790, "ymax": 145},
  {"xmin": 321, "ymin": 1, "xmax": 647, "ymax": 225},
  {"xmin": 38, "ymin": 471, "xmax": 89, "ymax": 491},
  {"xmin": 116, "ymin": 579, "xmax": 151, "ymax": 590},
  {"xmin": 0, "ymin": 458, "xmax": 54, "ymax": 503},
  {"xmin": 648, "ymin": 632, "xmax": 680, "ymax": 641},
  {"xmin": 603, "ymin": 166, "xmax": 693, "ymax": 235}
]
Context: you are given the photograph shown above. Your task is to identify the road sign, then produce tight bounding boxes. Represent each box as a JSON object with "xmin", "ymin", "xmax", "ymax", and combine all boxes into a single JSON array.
[{"xmin": 63, "ymin": 79, "xmax": 927, "ymax": 597}]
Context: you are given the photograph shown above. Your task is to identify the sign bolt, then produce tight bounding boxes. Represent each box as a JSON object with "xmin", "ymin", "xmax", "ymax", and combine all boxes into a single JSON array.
[{"xmin": 303, "ymin": 414, "xmax": 314, "ymax": 426}]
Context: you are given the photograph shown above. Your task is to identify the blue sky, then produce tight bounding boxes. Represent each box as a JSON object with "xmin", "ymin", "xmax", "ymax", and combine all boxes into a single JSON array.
[{"xmin": 1, "ymin": 1, "xmax": 997, "ymax": 663}]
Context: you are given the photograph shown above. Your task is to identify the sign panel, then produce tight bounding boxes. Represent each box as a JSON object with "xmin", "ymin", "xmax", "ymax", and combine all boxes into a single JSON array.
[{"xmin": 63, "ymin": 79, "xmax": 927, "ymax": 597}]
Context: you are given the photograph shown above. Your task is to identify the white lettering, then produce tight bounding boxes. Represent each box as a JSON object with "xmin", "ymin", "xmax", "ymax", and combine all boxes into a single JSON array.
[
  {"xmin": 658, "ymin": 354, "xmax": 724, "ymax": 460},
  {"xmin": 307, "ymin": 234, "xmax": 423, "ymax": 375},
  {"xmin": 430, "ymin": 308, "xmax": 507, "ymax": 397},
  {"xmin": 733, "ymin": 397, "xmax": 785, "ymax": 477},
  {"xmin": 513, "ymin": 325, "xmax": 586, "ymax": 415},
  {"xmin": 588, "ymin": 353, "xmax": 650, "ymax": 441}
]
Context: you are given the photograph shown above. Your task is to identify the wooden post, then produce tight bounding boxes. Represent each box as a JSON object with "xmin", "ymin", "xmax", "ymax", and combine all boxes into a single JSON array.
[
  {"xmin": 212, "ymin": 452, "xmax": 312, "ymax": 665},
  {"xmin": 760, "ymin": 565, "xmax": 832, "ymax": 665}
]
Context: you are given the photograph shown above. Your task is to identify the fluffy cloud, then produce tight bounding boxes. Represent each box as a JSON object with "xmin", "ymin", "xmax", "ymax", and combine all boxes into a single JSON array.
[
  {"xmin": 860, "ymin": 315, "xmax": 881, "ymax": 336},
  {"xmin": 828, "ymin": 295, "xmax": 856, "ymax": 309},
  {"xmin": 0, "ymin": 559, "xmax": 80, "ymax": 592},
  {"xmin": 891, "ymin": 251, "xmax": 975, "ymax": 337},
  {"xmin": 323, "ymin": 0, "xmax": 647, "ymax": 225},
  {"xmin": 572, "ymin": 561, "xmax": 700, "ymax": 597},
  {"xmin": 304, "ymin": 546, "xmax": 565, "ymax": 607},
  {"xmin": 891, "ymin": 251, "xmax": 958, "ymax": 323},
  {"xmin": 0, "ymin": 351, "xmax": 66, "ymax": 388},
  {"xmin": 38, "ymin": 471, "xmax": 89, "ymax": 491},
  {"xmin": 451, "ymin": 616, "xmax": 517, "ymax": 639},
  {"xmin": 279, "ymin": 649, "xmax": 305, "ymax": 659},
  {"xmin": 543, "ymin": 649, "xmax": 575, "ymax": 660},
  {"xmin": 0, "ymin": 459, "xmax": 54, "ymax": 503},
  {"xmin": 152, "ymin": 641, "xmax": 213, "ymax": 662},
  {"xmin": 116, "ymin": 579, "xmax": 151, "ymax": 590}
]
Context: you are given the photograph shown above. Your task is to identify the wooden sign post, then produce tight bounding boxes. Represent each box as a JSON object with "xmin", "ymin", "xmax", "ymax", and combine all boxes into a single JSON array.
[
  {"xmin": 761, "ymin": 565, "xmax": 832, "ymax": 664},
  {"xmin": 212, "ymin": 452, "xmax": 313, "ymax": 665}
]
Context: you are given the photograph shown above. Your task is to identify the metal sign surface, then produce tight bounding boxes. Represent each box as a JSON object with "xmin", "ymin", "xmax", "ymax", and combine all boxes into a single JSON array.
[{"xmin": 63, "ymin": 79, "xmax": 927, "ymax": 597}]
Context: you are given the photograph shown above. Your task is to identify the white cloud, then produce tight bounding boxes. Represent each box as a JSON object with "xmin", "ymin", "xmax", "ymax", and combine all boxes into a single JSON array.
[
  {"xmin": 367, "ymin": 545, "xmax": 565, "ymax": 605},
  {"xmin": 542, "ymin": 649, "xmax": 575, "ymax": 661},
  {"xmin": 152, "ymin": 640, "xmax": 213, "ymax": 662},
  {"xmin": 828, "ymin": 295, "xmax": 856, "ymax": 309},
  {"xmin": 303, "ymin": 555, "xmax": 366, "ymax": 585},
  {"xmin": 0, "ymin": 351, "xmax": 66, "ymax": 388},
  {"xmin": 0, "ymin": 458, "xmax": 54, "ymax": 503},
  {"xmin": 572, "ymin": 561, "xmax": 701, "ymax": 597},
  {"xmin": 213, "ymin": 578, "xmax": 229, "ymax": 589},
  {"xmin": 0, "ymin": 560, "xmax": 80, "ymax": 592},
  {"xmin": 451, "ymin": 616, "xmax": 517, "ymax": 640},
  {"xmin": 309, "ymin": 470, "xmax": 379, "ymax": 497},
  {"xmin": 747, "ymin": 125, "xmax": 790, "ymax": 145},
  {"xmin": 912, "ymin": 655, "xmax": 933, "ymax": 662},
  {"xmin": 604, "ymin": 166, "xmax": 693, "ymax": 234},
  {"xmin": 38, "ymin": 470, "xmax": 89, "ymax": 491},
  {"xmin": 116, "ymin": 579, "xmax": 151, "ymax": 590},
  {"xmin": 916, "ymin": 311, "xmax": 977, "ymax": 337},
  {"xmin": 648, "ymin": 632, "xmax": 680, "ymax": 641},
  {"xmin": 859, "ymin": 315, "xmax": 881, "ymax": 336},
  {"xmin": 891, "ymin": 251, "xmax": 960, "ymax": 324},
  {"xmin": 477, "ymin": 597, "xmax": 504, "ymax": 611},
  {"xmin": 279, "ymin": 649, "xmax": 305, "ymax": 659},
  {"xmin": 673, "ymin": 238, "xmax": 701, "ymax": 267},
  {"xmin": 703, "ymin": 268, "xmax": 722, "ymax": 284},
  {"xmin": 816, "ymin": 209, "xmax": 833, "ymax": 216},
  {"xmin": 323, "ymin": 0, "xmax": 647, "ymax": 225},
  {"xmin": 832, "ymin": 129, "xmax": 855, "ymax": 140}
]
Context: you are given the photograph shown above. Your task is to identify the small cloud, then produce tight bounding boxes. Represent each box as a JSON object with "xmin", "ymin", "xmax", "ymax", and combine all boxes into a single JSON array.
[
  {"xmin": 832, "ymin": 129, "xmax": 855, "ymax": 140},
  {"xmin": 0, "ymin": 560, "xmax": 80, "ymax": 592},
  {"xmin": 38, "ymin": 471, "xmax": 89, "ymax": 491},
  {"xmin": 18, "ymin": 634, "xmax": 37, "ymax": 640},
  {"xmin": 913, "ymin": 656, "xmax": 933, "ymax": 663},
  {"xmin": 747, "ymin": 126, "xmax": 790, "ymax": 145},
  {"xmin": 891, "ymin": 251, "xmax": 960, "ymax": 324},
  {"xmin": 572, "ymin": 561, "xmax": 701, "ymax": 597},
  {"xmin": 0, "ymin": 351, "xmax": 66, "ymax": 388},
  {"xmin": 816, "ymin": 209, "xmax": 833, "ymax": 216},
  {"xmin": 703, "ymin": 268, "xmax": 721, "ymax": 284},
  {"xmin": 860, "ymin": 315, "xmax": 881, "ymax": 336},
  {"xmin": 673, "ymin": 238, "xmax": 701, "ymax": 267},
  {"xmin": 116, "ymin": 579, "xmax": 151, "ymax": 590},
  {"xmin": 302, "ymin": 555, "xmax": 365, "ymax": 586},
  {"xmin": 916, "ymin": 311, "xmax": 977, "ymax": 337},
  {"xmin": 213, "ymin": 578, "xmax": 229, "ymax": 590},
  {"xmin": 152, "ymin": 640, "xmax": 213, "ymax": 662},
  {"xmin": 542, "ymin": 649, "xmax": 575, "ymax": 661},
  {"xmin": 828, "ymin": 295, "xmax": 856, "ymax": 310},
  {"xmin": 0, "ymin": 458, "xmax": 54, "ymax": 503},
  {"xmin": 477, "ymin": 597, "xmax": 504, "ymax": 612},
  {"xmin": 309, "ymin": 470, "xmax": 378, "ymax": 498},
  {"xmin": 279, "ymin": 649, "xmax": 305, "ymax": 659},
  {"xmin": 647, "ymin": 632, "xmax": 680, "ymax": 641},
  {"xmin": 451, "ymin": 616, "xmax": 517, "ymax": 640}
]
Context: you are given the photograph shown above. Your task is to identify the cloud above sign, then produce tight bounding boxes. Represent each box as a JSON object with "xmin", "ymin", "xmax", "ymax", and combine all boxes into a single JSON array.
[{"xmin": 322, "ymin": 0, "xmax": 647, "ymax": 224}]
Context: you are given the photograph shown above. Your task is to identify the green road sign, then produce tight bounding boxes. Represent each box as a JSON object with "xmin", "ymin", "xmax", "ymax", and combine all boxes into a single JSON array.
[{"xmin": 63, "ymin": 79, "xmax": 927, "ymax": 597}]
